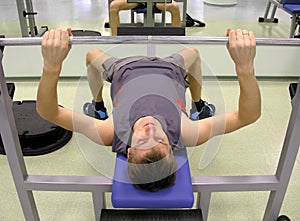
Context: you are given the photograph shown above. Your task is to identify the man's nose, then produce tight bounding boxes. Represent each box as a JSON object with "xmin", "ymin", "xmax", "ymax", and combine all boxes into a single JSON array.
[{"xmin": 144, "ymin": 125, "xmax": 155, "ymax": 136}]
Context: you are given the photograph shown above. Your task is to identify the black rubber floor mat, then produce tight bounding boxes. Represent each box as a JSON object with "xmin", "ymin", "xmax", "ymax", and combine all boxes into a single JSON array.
[{"xmin": 0, "ymin": 100, "xmax": 72, "ymax": 156}]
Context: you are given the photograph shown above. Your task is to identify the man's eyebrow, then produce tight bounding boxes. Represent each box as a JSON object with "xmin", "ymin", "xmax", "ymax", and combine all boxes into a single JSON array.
[
  {"xmin": 132, "ymin": 139, "xmax": 147, "ymax": 147},
  {"xmin": 133, "ymin": 139, "xmax": 169, "ymax": 149},
  {"xmin": 159, "ymin": 140, "xmax": 169, "ymax": 146}
]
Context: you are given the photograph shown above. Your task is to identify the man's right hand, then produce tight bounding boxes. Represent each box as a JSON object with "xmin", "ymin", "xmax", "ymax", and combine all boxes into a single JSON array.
[{"xmin": 41, "ymin": 28, "xmax": 72, "ymax": 75}]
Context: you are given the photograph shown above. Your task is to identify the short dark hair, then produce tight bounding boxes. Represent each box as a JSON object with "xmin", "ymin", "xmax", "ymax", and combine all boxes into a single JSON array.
[{"xmin": 128, "ymin": 145, "xmax": 177, "ymax": 192}]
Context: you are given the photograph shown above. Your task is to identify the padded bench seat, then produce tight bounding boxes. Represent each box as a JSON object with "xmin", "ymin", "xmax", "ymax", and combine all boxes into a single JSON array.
[
  {"xmin": 112, "ymin": 148, "xmax": 194, "ymax": 208},
  {"xmin": 283, "ymin": 4, "xmax": 300, "ymax": 13}
]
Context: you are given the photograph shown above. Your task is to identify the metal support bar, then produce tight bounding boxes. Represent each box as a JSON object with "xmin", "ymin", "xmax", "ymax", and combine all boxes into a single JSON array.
[
  {"xmin": 15, "ymin": 0, "xmax": 30, "ymax": 37},
  {"xmin": 24, "ymin": 175, "xmax": 112, "ymax": 192},
  {"xmin": 261, "ymin": 0, "xmax": 280, "ymax": 22},
  {"xmin": 1, "ymin": 36, "xmax": 300, "ymax": 46},
  {"xmin": 289, "ymin": 14, "xmax": 300, "ymax": 38},
  {"xmin": 24, "ymin": 0, "xmax": 37, "ymax": 37},
  {"xmin": 92, "ymin": 191, "xmax": 106, "ymax": 220},
  {"xmin": 178, "ymin": 0, "xmax": 187, "ymax": 27},
  {"xmin": 0, "ymin": 51, "xmax": 40, "ymax": 220},
  {"xmin": 263, "ymin": 76, "xmax": 300, "ymax": 220},
  {"xmin": 197, "ymin": 191, "xmax": 211, "ymax": 221},
  {"xmin": 147, "ymin": 40, "xmax": 156, "ymax": 56},
  {"xmin": 263, "ymin": 1, "xmax": 272, "ymax": 19},
  {"xmin": 192, "ymin": 175, "xmax": 279, "ymax": 192},
  {"xmin": 270, "ymin": 2, "xmax": 279, "ymax": 20}
]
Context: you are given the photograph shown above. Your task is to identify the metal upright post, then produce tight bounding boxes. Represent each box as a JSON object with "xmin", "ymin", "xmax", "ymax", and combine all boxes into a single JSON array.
[
  {"xmin": 15, "ymin": 0, "xmax": 29, "ymax": 37},
  {"xmin": 92, "ymin": 191, "xmax": 106, "ymax": 220},
  {"xmin": 0, "ymin": 51, "xmax": 40, "ymax": 220},
  {"xmin": 146, "ymin": 1, "xmax": 153, "ymax": 27},
  {"xmin": 24, "ymin": 0, "xmax": 37, "ymax": 37},
  {"xmin": 263, "ymin": 76, "xmax": 300, "ymax": 220},
  {"xmin": 147, "ymin": 38, "xmax": 156, "ymax": 57}
]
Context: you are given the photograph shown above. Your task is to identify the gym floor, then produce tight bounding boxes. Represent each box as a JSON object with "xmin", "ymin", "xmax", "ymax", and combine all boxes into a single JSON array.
[{"xmin": 0, "ymin": 0, "xmax": 299, "ymax": 220}]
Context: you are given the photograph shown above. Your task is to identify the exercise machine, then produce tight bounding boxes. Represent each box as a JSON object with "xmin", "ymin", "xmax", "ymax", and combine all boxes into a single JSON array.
[
  {"xmin": 15, "ymin": 0, "xmax": 48, "ymax": 37},
  {"xmin": 0, "ymin": 36, "xmax": 299, "ymax": 220},
  {"xmin": 105, "ymin": 0, "xmax": 187, "ymax": 35},
  {"xmin": 259, "ymin": 0, "xmax": 300, "ymax": 38}
]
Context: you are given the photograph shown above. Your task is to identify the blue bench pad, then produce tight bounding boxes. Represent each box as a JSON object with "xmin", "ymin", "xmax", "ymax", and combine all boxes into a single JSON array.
[
  {"xmin": 283, "ymin": 4, "xmax": 300, "ymax": 13},
  {"xmin": 112, "ymin": 148, "xmax": 194, "ymax": 208},
  {"xmin": 134, "ymin": 7, "xmax": 161, "ymax": 14}
]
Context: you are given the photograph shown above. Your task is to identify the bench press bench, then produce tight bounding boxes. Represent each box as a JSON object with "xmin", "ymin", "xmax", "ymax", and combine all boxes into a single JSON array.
[
  {"xmin": 100, "ymin": 148, "xmax": 203, "ymax": 220},
  {"xmin": 259, "ymin": 0, "xmax": 300, "ymax": 38}
]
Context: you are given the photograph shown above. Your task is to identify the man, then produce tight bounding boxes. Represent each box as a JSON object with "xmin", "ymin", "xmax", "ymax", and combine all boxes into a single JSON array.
[
  {"xmin": 109, "ymin": 0, "xmax": 181, "ymax": 36},
  {"xmin": 37, "ymin": 28, "xmax": 261, "ymax": 192}
]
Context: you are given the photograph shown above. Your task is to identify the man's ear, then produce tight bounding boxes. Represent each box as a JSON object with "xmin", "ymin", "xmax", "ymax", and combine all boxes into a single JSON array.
[{"xmin": 127, "ymin": 148, "xmax": 131, "ymax": 158}]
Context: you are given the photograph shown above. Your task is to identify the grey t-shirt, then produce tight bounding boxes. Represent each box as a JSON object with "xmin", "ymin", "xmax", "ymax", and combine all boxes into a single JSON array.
[{"xmin": 110, "ymin": 58, "xmax": 187, "ymax": 155}]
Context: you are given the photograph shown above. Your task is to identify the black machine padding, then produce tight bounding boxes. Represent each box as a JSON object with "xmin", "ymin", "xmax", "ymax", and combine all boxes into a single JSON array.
[
  {"xmin": 117, "ymin": 26, "xmax": 185, "ymax": 36},
  {"xmin": 71, "ymin": 30, "xmax": 101, "ymax": 36}
]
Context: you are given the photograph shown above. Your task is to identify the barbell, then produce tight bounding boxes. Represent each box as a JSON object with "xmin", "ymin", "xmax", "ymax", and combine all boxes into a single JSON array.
[{"xmin": 0, "ymin": 36, "xmax": 300, "ymax": 46}]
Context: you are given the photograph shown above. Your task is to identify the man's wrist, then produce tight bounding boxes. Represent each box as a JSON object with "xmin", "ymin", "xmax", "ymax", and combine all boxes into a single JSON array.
[
  {"xmin": 42, "ymin": 64, "xmax": 61, "ymax": 76},
  {"xmin": 235, "ymin": 65, "xmax": 255, "ymax": 76}
]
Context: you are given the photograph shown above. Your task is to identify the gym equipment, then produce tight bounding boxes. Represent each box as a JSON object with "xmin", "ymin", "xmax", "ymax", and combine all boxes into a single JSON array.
[
  {"xmin": 277, "ymin": 215, "xmax": 292, "ymax": 221},
  {"xmin": 71, "ymin": 30, "xmax": 102, "ymax": 37},
  {"xmin": 100, "ymin": 209, "xmax": 203, "ymax": 221},
  {"xmin": 0, "ymin": 38, "xmax": 298, "ymax": 221},
  {"xmin": 127, "ymin": 0, "xmax": 172, "ymax": 27},
  {"xmin": 1, "ymin": 35, "xmax": 300, "ymax": 46},
  {"xmin": 204, "ymin": 0, "xmax": 237, "ymax": 6},
  {"xmin": 129, "ymin": 0, "xmax": 170, "ymax": 27},
  {"xmin": 117, "ymin": 26, "xmax": 185, "ymax": 35},
  {"xmin": 259, "ymin": 0, "xmax": 300, "ymax": 38},
  {"xmin": 128, "ymin": 0, "xmax": 187, "ymax": 27},
  {"xmin": 0, "ymin": 30, "xmax": 101, "ymax": 156},
  {"xmin": 112, "ymin": 148, "xmax": 194, "ymax": 208},
  {"xmin": 0, "ymin": 83, "xmax": 72, "ymax": 156},
  {"xmin": 0, "ymin": 99, "xmax": 73, "ymax": 156},
  {"xmin": 16, "ymin": 0, "xmax": 48, "ymax": 37},
  {"xmin": 105, "ymin": 0, "xmax": 187, "ymax": 35}
]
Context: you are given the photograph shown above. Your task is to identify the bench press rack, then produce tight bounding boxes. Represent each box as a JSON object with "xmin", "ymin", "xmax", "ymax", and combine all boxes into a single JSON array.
[{"xmin": 0, "ymin": 36, "xmax": 300, "ymax": 221}]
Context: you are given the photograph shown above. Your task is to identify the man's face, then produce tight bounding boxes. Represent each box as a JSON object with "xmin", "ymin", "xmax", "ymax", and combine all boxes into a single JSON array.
[{"xmin": 128, "ymin": 116, "xmax": 171, "ymax": 158}]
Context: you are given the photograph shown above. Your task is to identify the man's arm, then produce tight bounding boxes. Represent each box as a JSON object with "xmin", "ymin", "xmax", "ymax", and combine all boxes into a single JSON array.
[
  {"xmin": 36, "ymin": 28, "xmax": 113, "ymax": 146},
  {"xmin": 182, "ymin": 29, "xmax": 261, "ymax": 146}
]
